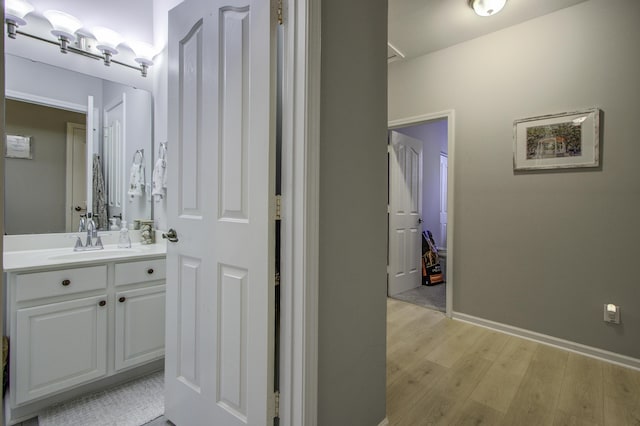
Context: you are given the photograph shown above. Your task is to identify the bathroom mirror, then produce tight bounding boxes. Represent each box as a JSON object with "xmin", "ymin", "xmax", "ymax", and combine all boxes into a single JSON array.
[{"xmin": 4, "ymin": 53, "xmax": 153, "ymax": 234}]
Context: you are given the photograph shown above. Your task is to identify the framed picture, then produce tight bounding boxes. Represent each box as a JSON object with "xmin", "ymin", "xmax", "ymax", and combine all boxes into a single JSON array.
[
  {"xmin": 5, "ymin": 135, "xmax": 33, "ymax": 159},
  {"xmin": 513, "ymin": 108, "xmax": 600, "ymax": 171}
]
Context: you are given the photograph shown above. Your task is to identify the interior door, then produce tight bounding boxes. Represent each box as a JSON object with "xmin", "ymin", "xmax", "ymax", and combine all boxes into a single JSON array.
[
  {"xmin": 65, "ymin": 122, "xmax": 86, "ymax": 232},
  {"xmin": 388, "ymin": 130, "xmax": 423, "ymax": 296},
  {"xmin": 165, "ymin": 0, "xmax": 276, "ymax": 425},
  {"xmin": 440, "ymin": 153, "xmax": 448, "ymax": 248}
]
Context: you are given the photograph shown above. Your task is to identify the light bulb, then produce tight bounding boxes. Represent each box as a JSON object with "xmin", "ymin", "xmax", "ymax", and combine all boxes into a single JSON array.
[
  {"xmin": 5, "ymin": 0, "xmax": 34, "ymax": 38},
  {"xmin": 128, "ymin": 40, "xmax": 157, "ymax": 65},
  {"xmin": 6, "ymin": 0, "xmax": 34, "ymax": 25},
  {"xmin": 92, "ymin": 26, "xmax": 124, "ymax": 65},
  {"xmin": 43, "ymin": 10, "xmax": 83, "ymax": 52},
  {"xmin": 469, "ymin": 0, "xmax": 507, "ymax": 17},
  {"xmin": 128, "ymin": 40, "xmax": 157, "ymax": 77}
]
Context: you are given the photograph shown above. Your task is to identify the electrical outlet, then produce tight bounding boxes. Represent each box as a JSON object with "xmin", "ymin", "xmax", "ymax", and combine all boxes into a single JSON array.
[{"xmin": 603, "ymin": 304, "xmax": 620, "ymax": 324}]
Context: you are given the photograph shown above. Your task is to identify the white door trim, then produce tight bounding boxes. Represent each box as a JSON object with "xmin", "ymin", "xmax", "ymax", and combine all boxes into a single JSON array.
[
  {"xmin": 389, "ymin": 110, "xmax": 456, "ymax": 318},
  {"xmin": 279, "ymin": 0, "xmax": 321, "ymax": 424}
]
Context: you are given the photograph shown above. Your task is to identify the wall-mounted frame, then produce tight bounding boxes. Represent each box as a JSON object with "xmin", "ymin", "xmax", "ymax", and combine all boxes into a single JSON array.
[
  {"xmin": 513, "ymin": 108, "xmax": 600, "ymax": 171},
  {"xmin": 5, "ymin": 135, "xmax": 33, "ymax": 159}
]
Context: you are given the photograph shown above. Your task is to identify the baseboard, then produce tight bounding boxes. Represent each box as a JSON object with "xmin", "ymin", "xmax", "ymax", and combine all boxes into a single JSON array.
[
  {"xmin": 452, "ymin": 312, "xmax": 640, "ymax": 371},
  {"xmin": 378, "ymin": 417, "xmax": 389, "ymax": 426}
]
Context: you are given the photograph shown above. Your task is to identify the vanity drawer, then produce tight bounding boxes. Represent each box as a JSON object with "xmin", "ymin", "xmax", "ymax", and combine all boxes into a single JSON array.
[
  {"xmin": 114, "ymin": 258, "xmax": 166, "ymax": 286},
  {"xmin": 15, "ymin": 265, "xmax": 108, "ymax": 302}
]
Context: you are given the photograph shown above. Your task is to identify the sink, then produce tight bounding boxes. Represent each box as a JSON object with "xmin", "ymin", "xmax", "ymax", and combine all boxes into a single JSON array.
[{"xmin": 48, "ymin": 248, "xmax": 143, "ymax": 261}]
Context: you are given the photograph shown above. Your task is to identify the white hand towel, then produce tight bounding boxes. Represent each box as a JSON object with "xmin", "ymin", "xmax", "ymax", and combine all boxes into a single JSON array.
[
  {"xmin": 152, "ymin": 158, "xmax": 167, "ymax": 201},
  {"xmin": 128, "ymin": 162, "xmax": 145, "ymax": 200}
]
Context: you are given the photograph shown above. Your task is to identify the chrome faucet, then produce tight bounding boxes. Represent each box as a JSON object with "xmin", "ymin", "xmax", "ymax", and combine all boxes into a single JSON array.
[{"xmin": 74, "ymin": 213, "xmax": 104, "ymax": 251}]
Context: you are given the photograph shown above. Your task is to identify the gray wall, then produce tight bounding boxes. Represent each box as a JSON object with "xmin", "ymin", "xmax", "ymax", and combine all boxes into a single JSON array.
[
  {"xmin": 389, "ymin": 0, "xmax": 640, "ymax": 359},
  {"xmin": 318, "ymin": 0, "xmax": 388, "ymax": 424},
  {"xmin": 5, "ymin": 100, "xmax": 86, "ymax": 234}
]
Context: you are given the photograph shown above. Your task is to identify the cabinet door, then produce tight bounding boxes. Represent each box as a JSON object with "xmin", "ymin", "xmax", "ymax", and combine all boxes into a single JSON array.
[
  {"xmin": 15, "ymin": 295, "xmax": 108, "ymax": 405},
  {"xmin": 115, "ymin": 285, "xmax": 166, "ymax": 371}
]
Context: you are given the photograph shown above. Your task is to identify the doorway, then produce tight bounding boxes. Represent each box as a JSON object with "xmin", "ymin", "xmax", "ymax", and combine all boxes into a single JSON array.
[{"xmin": 388, "ymin": 111, "xmax": 455, "ymax": 316}]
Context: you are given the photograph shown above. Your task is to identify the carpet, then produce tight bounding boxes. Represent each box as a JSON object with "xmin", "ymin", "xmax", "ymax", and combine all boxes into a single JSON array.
[
  {"xmin": 391, "ymin": 283, "xmax": 446, "ymax": 312},
  {"xmin": 38, "ymin": 370, "xmax": 164, "ymax": 426}
]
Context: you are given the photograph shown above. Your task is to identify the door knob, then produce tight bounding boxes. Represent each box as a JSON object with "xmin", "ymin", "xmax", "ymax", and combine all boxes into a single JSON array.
[
  {"xmin": 418, "ymin": 218, "xmax": 423, "ymax": 224},
  {"xmin": 162, "ymin": 228, "xmax": 179, "ymax": 243},
  {"xmin": 74, "ymin": 206, "xmax": 83, "ymax": 211}
]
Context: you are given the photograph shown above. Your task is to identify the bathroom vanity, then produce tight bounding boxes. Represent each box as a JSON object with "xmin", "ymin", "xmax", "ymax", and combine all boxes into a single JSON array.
[{"xmin": 3, "ymin": 237, "xmax": 166, "ymax": 424}]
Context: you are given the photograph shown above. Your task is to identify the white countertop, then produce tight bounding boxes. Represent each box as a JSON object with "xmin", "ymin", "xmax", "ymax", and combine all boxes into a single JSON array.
[{"xmin": 4, "ymin": 243, "xmax": 167, "ymax": 272}]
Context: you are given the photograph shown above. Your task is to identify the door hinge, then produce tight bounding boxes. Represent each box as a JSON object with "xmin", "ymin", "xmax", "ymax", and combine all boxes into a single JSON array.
[
  {"xmin": 277, "ymin": 0, "xmax": 283, "ymax": 25},
  {"xmin": 275, "ymin": 272, "xmax": 280, "ymax": 287},
  {"xmin": 274, "ymin": 390, "xmax": 280, "ymax": 418},
  {"xmin": 275, "ymin": 195, "xmax": 282, "ymax": 220}
]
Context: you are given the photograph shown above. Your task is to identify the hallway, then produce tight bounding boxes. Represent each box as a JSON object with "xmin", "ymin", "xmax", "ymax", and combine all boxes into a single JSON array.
[{"xmin": 386, "ymin": 298, "xmax": 640, "ymax": 425}]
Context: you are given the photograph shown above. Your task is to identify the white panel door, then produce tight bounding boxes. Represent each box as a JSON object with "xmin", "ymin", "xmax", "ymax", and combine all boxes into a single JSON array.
[
  {"xmin": 165, "ymin": 0, "xmax": 275, "ymax": 425},
  {"xmin": 388, "ymin": 131, "xmax": 423, "ymax": 296},
  {"xmin": 440, "ymin": 154, "xmax": 448, "ymax": 248}
]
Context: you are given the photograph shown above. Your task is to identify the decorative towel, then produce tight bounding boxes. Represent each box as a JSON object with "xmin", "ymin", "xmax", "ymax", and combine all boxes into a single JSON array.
[
  {"xmin": 92, "ymin": 155, "xmax": 108, "ymax": 229},
  {"xmin": 128, "ymin": 150, "xmax": 145, "ymax": 200},
  {"xmin": 152, "ymin": 158, "xmax": 167, "ymax": 201},
  {"xmin": 152, "ymin": 143, "xmax": 167, "ymax": 201}
]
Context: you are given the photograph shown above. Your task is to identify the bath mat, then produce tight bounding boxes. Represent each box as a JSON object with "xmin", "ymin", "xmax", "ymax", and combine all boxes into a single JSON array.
[{"xmin": 39, "ymin": 370, "xmax": 164, "ymax": 426}]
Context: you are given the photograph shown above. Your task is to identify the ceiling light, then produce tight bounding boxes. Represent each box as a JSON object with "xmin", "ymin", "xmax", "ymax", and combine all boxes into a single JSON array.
[
  {"xmin": 128, "ymin": 41, "xmax": 157, "ymax": 77},
  {"xmin": 5, "ymin": 0, "xmax": 34, "ymax": 39},
  {"xmin": 43, "ymin": 10, "xmax": 83, "ymax": 53},
  {"xmin": 469, "ymin": 0, "xmax": 507, "ymax": 17},
  {"xmin": 92, "ymin": 26, "xmax": 123, "ymax": 66}
]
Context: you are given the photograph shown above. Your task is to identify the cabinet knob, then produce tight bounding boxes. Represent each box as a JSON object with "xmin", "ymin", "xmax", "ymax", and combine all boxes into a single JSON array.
[
  {"xmin": 147, "ymin": 268, "xmax": 154, "ymax": 275},
  {"xmin": 62, "ymin": 279, "xmax": 71, "ymax": 286},
  {"xmin": 98, "ymin": 300, "xmax": 106, "ymax": 307},
  {"xmin": 119, "ymin": 296, "xmax": 126, "ymax": 303}
]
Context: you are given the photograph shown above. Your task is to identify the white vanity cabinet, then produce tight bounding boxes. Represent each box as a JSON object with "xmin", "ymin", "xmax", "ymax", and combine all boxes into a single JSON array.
[{"xmin": 5, "ymin": 253, "xmax": 166, "ymax": 418}]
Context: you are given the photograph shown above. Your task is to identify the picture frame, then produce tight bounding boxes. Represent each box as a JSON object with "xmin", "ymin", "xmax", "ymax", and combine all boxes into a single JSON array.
[
  {"xmin": 5, "ymin": 134, "xmax": 33, "ymax": 159},
  {"xmin": 513, "ymin": 108, "xmax": 600, "ymax": 171}
]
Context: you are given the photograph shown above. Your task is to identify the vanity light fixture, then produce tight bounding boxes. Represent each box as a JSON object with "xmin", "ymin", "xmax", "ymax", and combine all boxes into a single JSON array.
[
  {"xmin": 5, "ymin": 0, "xmax": 34, "ymax": 39},
  {"xmin": 92, "ymin": 26, "xmax": 123, "ymax": 66},
  {"xmin": 128, "ymin": 41, "xmax": 157, "ymax": 77},
  {"xmin": 7, "ymin": 8, "xmax": 155, "ymax": 78},
  {"xmin": 43, "ymin": 10, "xmax": 83, "ymax": 53},
  {"xmin": 469, "ymin": 0, "xmax": 507, "ymax": 17}
]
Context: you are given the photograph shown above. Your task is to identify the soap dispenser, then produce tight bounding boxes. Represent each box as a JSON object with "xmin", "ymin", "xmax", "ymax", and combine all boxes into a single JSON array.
[{"xmin": 118, "ymin": 220, "xmax": 132, "ymax": 248}]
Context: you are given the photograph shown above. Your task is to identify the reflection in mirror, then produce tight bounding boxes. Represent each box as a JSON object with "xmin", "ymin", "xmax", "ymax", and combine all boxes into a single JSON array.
[
  {"xmin": 5, "ymin": 100, "xmax": 87, "ymax": 234},
  {"xmin": 4, "ymin": 54, "xmax": 153, "ymax": 234}
]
